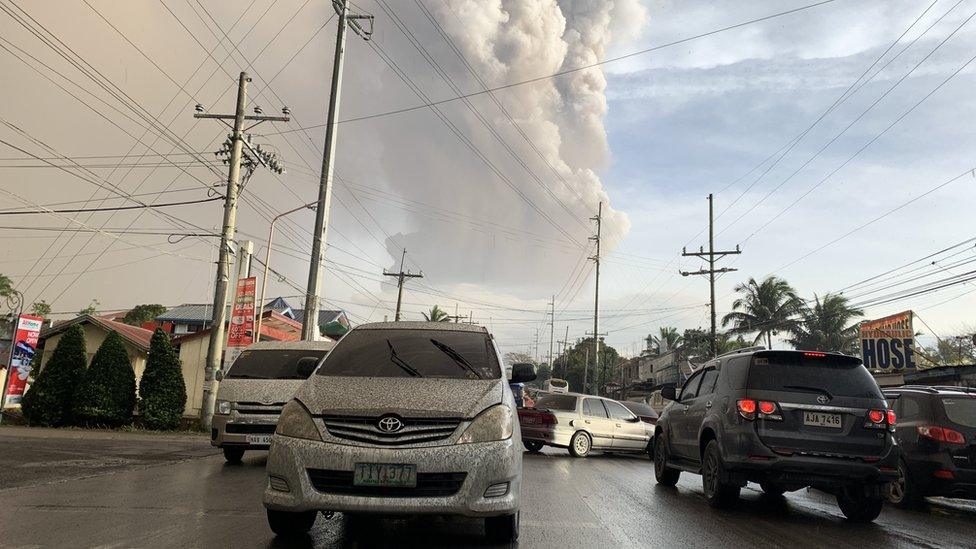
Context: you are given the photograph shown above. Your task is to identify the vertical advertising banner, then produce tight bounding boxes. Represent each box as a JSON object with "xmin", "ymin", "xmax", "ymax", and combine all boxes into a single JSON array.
[
  {"xmin": 860, "ymin": 311, "xmax": 916, "ymax": 371},
  {"xmin": 222, "ymin": 277, "xmax": 256, "ymax": 371},
  {"xmin": 3, "ymin": 315, "xmax": 44, "ymax": 407}
]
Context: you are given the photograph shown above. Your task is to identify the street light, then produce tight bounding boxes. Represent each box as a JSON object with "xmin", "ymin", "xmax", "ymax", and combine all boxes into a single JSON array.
[{"xmin": 256, "ymin": 202, "xmax": 317, "ymax": 337}]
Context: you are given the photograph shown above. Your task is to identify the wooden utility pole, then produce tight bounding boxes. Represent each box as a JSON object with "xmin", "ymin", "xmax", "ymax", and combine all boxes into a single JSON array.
[{"xmin": 383, "ymin": 249, "xmax": 422, "ymax": 321}]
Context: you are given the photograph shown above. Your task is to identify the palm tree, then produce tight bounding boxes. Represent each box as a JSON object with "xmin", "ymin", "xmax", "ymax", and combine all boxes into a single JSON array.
[
  {"xmin": 422, "ymin": 305, "xmax": 450, "ymax": 322},
  {"xmin": 722, "ymin": 276, "xmax": 803, "ymax": 349},
  {"xmin": 787, "ymin": 293, "xmax": 864, "ymax": 353},
  {"xmin": 652, "ymin": 326, "xmax": 682, "ymax": 354}
]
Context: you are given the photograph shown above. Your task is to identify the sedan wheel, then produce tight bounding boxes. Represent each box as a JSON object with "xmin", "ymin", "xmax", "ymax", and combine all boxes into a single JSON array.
[{"xmin": 569, "ymin": 431, "xmax": 591, "ymax": 458}]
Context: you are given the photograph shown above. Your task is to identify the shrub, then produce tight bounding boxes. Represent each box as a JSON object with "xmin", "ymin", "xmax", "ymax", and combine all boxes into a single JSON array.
[
  {"xmin": 139, "ymin": 328, "xmax": 186, "ymax": 430},
  {"xmin": 72, "ymin": 331, "xmax": 136, "ymax": 427},
  {"xmin": 21, "ymin": 324, "xmax": 87, "ymax": 426}
]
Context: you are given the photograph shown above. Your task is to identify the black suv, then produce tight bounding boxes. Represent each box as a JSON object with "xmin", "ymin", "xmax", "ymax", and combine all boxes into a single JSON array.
[
  {"xmin": 654, "ymin": 349, "xmax": 898, "ymax": 522},
  {"xmin": 882, "ymin": 385, "xmax": 976, "ymax": 506}
]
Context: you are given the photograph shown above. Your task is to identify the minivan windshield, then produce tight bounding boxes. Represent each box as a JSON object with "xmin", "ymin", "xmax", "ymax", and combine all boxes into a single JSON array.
[
  {"xmin": 941, "ymin": 397, "xmax": 976, "ymax": 428},
  {"xmin": 747, "ymin": 352, "xmax": 882, "ymax": 399},
  {"xmin": 317, "ymin": 329, "xmax": 500, "ymax": 379},
  {"xmin": 226, "ymin": 349, "xmax": 329, "ymax": 380}
]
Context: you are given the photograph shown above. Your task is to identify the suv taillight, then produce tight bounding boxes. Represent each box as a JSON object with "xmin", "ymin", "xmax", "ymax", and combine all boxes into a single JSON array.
[
  {"xmin": 918, "ymin": 425, "xmax": 966, "ymax": 445},
  {"xmin": 737, "ymin": 399, "xmax": 756, "ymax": 420},
  {"xmin": 737, "ymin": 399, "xmax": 782, "ymax": 421},
  {"xmin": 865, "ymin": 409, "xmax": 892, "ymax": 429}
]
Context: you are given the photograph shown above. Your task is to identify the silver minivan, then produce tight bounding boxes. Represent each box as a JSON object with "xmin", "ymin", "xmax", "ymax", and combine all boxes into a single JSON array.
[
  {"xmin": 262, "ymin": 322, "xmax": 536, "ymax": 543},
  {"xmin": 211, "ymin": 340, "xmax": 334, "ymax": 463}
]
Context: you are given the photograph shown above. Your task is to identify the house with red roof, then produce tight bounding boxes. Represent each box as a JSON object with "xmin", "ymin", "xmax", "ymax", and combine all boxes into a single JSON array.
[{"xmin": 38, "ymin": 314, "xmax": 155, "ymax": 386}]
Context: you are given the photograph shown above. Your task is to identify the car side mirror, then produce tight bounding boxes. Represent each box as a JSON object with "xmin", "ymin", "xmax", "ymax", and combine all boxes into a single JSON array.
[
  {"xmin": 661, "ymin": 385, "xmax": 676, "ymax": 401},
  {"xmin": 214, "ymin": 369, "xmax": 224, "ymax": 382},
  {"xmin": 511, "ymin": 363, "xmax": 537, "ymax": 384},
  {"xmin": 296, "ymin": 357, "xmax": 319, "ymax": 378},
  {"xmin": 628, "ymin": 416, "xmax": 640, "ymax": 423}
]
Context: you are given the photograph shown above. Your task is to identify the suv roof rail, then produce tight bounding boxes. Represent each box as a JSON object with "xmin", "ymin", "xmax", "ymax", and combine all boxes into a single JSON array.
[
  {"xmin": 885, "ymin": 385, "xmax": 939, "ymax": 394},
  {"xmin": 715, "ymin": 345, "xmax": 765, "ymax": 358},
  {"xmin": 929, "ymin": 385, "xmax": 976, "ymax": 394}
]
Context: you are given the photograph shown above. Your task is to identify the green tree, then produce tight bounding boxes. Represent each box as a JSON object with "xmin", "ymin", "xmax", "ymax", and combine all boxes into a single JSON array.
[
  {"xmin": 651, "ymin": 326, "xmax": 682, "ymax": 354},
  {"xmin": 138, "ymin": 328, "xmax": 187, "ymax": 430},
  {"xmin": 787, "ymin": 293, "xmax": 864, "ymax": 353},
  {"xmin": 722, "ymin": 276, "xmax": 803, "ymax": 349},
  {"xmin": 122, "ymin": 304, "xmax": 167, "ymax": 326},
  {"xmin": 78, "ymin": 299, "xmax": 100, "ymax": 316},
  {"xmin": 0, "ymin": 273, "xmax": 13, "ymax": 298},
  {"xmin": 30, "ymin": 300, "xmax": 51, "ymax": 319},
  {"xmin": 553, "ymin": 337, "xmax": 619, "ymax": 395},
  {"xmin": 421, "ymin": 305, "xmax": 450, "ymax": 322},
  {"xmin": 922, "ymin": 333, "xmax": 976, "ymax": 367},
  {"xmin": 72, "ymin": 331, "xmax": 136, "ymax": 427},
  {"xmin": 21, "ymin": 324, "xmax": 87, "ymax": 426}
]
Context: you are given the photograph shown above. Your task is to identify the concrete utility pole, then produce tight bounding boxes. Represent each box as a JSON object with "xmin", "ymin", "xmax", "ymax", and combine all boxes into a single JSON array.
[
  {"xmin": 547, "ymin": 295, "xmax": 555, "ymax": 370},
  {"xmin": 681, "ymin": 193, "xmax": 741, "ymax": 358},
  {"xmin": 557, "ymin": 326, "xmax": 569, "ymax": 378},
  {"xmin": 533, "ymin": 328, "xmax": 539, "ymax": 362},
  {"xmin": 302, "ymin": 0, "xmax": 374, "ymax": 340},
  {"xmin": 256, "ymin": 202, "xmax": 316, "ymax": 337},
  {"xmin": 384, "ymin": 249, "xmax": 423, "ymax": 321},
  {"xmin": 446, "ymin": 303, "xmax": 467, "ymax": 323},
  {"xmin": 586, "ymin": 330, "xmax": 608, "ymax": 394},
  {"xmin": 194, "ymin": 73, "xmax": 288, "ymax": 428},
  {"xmin": 587, "ymin": 202, "xmax": 602, "ymax": 395}
]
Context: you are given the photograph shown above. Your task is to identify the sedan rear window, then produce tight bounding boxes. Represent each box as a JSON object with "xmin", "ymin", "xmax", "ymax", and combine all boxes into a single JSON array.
[
  {"xmin": 536, "ymin": 394, "xmax": 578, "ymax": 411},
  {"xmin": 941, "ymin": 397, "xmax": 976, "ymax": 428},
  {"xmin": 227, "ymin": 349, "xmax": 329, "ymax": 380},
  {"xmin": 317, "ymin": 329, "xmax": 500, "ymax": 379},
  {"xmin": 746, "ymin": 352, "xmax": 882, "ymax": 399}
]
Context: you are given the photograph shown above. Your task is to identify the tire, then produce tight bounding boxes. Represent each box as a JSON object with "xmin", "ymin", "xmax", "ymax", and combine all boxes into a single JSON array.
[
  {"xmin": 837, "ymin": 486, "xmax": 884, "ymax": 523},
  {"xmin": 654, "ymin": 433, "xmax": 680, "ymax": 486},
  {"xmin": 223, "ymin": 447, "xmax": 245, "ymax": 464},
  {"xmin": 760, "ymin": 482, "xmax": 786, "ymax": 497},
  {"xmin": 884, "ymin": 459, "xmax": 924, "ymax": 509},
  {"xmin": 267, "ymin": 509, "xmax": 317, "ymax": 537},
  {"xmin": 485, "ymin": 512, "xmax": 519, "ymax": 543},
  {"xmin": 702, "ymin": 440, "xmax": 740, "ymax": 508},
  {"xmin": 524, "ymin": 440, "xmax": 544, "ymax": 453},
  {"xmin": 568, "ymin": 431, "xmax": 591, "ymax": 458}
]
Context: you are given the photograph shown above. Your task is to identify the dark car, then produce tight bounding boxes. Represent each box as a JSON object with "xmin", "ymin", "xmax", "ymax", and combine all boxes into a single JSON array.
[
  {"xmin": 620, "ymin": 401, "xmax": 658, "ymax": 425},
  {"xmin": 654, "ymin": 349, "xmax": 898, "ymax": 522},
  {"xmin": 882, "ymin": 385, "xmax": 976, "ymax": 506}
]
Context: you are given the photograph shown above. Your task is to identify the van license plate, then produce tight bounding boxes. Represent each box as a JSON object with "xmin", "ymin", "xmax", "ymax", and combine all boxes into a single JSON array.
[
  {"xmin": 354, "ymin": 463, "xmax": 417, "ymax": 487},
  {"xmin": 803, "ymin": 412, "xmax": 842, "ymax": 428},
  {"xmin": 246, "ymin": 434, "xmax": 272, "ymax": 445}
]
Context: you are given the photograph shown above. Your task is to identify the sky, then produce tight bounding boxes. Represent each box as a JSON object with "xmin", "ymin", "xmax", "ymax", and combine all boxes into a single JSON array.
[{"xmin": 1, "ymin": 0, "xmax": 974, "ymax": 359}]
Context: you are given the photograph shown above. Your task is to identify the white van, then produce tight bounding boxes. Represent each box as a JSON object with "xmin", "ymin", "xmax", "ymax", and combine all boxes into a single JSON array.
[{"xmin": 543, "ymin": 378, "xmax": 569, "ymax": 393}]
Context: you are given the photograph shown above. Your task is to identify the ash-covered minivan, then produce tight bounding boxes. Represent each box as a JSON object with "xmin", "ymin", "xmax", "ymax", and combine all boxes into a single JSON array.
[
  {"xmin": 262, "ymin": 322, "xmax": 536, "ymax": 543},
  {"xmin": 212, "ymin": 340, "xmax": 334, "ymax": 463}
]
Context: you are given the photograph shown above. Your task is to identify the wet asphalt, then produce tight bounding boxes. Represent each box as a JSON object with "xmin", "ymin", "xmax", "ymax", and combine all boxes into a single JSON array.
[{"xmin": 1, "ymin": 426, "xmax": 975, "ymax": 548}]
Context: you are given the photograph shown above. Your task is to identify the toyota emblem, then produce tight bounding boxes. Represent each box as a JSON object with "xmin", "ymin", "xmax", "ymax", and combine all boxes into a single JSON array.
[
  {"xmin": 377, "ymin": 416, "xmax": 404, "ymax": 433},
  {"xmin": 817, "ymin": 395, "xmax": 829, "ymax": 405}
]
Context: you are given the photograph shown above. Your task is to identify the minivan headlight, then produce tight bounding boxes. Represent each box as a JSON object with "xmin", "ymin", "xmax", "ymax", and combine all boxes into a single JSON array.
[
  {"xmin": 457, "ymin": 404, "xmax": 513, "ymax": 444},
  {"xmin": 216, "ymin": 400, "xmax": 232, "ymax": 415},
  {"xmin": 275, "ymin": 400, "xmax": 321, "ymax": 441}
]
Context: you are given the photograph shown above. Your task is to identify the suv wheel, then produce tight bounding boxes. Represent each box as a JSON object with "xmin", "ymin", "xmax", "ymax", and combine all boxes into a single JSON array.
[
  {"xmin": 836, "ymin": 486, "xmax": 884, "ymax": 523},
  {"xmin": 569, "ymin": 431, "xmax": 591, "ymax": 458},
  {"xmin": 884, "ymin": 459, "xmax": 924, "ymax": 508},
  {"xmin": 702, "ymin": 440, "xmax": 740, "ymax": 508},
  {"xmin": 654, "ymin": 433, "xmax": 680, "ymax": 486},
  {"xmin": 223, "ymin": 447, "xmax": 245, "ymax": 464},
  {"xmin": 267, "ymin": 509, "xmax": 317, "ymax": 537},
  {"xmin": 485, "ymin": 512, "xmax": 519, "ymax": 543},
  {"xmin": 524, "ymin": 440, "xmax": 544, "ymax": 453}
]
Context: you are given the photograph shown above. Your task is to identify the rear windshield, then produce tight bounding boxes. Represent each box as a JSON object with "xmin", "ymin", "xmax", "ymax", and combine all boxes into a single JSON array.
[
  {"xmin": 746, "ymin": 352, "xmax": 882, "ymax": 399},
  {"xmin": 941, "ymin": 397, "xmax": 976, "ymax": 428},
  {"xmin": 536, "ymin": 394, "xmax": 578, "ymax": 411},
  {"xmin": 226, "ymin": 349, "xmax": 328, "ymax": 380},
  {"xmin": 317, "ymin": 329, "xmax": 500, "ymax": 379}
]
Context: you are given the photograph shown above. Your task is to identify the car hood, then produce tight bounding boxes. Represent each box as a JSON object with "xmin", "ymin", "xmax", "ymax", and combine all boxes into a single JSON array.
[
  {"xmin": 216, "ymin": 378, "xmax": 305, "ymax": 405},
  {"xmin": 295, "ymin": 376, "xmax": 505, "ymax": 418}
]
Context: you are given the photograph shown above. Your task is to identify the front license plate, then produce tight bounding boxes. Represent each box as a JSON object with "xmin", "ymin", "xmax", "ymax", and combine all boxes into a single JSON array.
[
  {"xmin": 354, "ymin": 463, "xmax": 417, "ymax": 488},
  {"xmin": 246, "ymin": 434, "xmax": 272, "ymax": 445},
  {"xmin": 803, "ymin": 412, "xmax": 842, "ymax": 428}
]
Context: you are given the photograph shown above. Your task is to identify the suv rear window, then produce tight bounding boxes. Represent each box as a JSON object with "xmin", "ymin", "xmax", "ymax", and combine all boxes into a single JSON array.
[
  {"xmin": 746, "ymin": 352, "xmax": 882, "ymax": 399},
  {"xmin": 227, "ymin": 349, "xmax": 329, "ymax": 380},
  {"xmin": 941, "ymin": 397, "xmax": 976, "ymax": 428},
  {"xmin": 537, "ymin": 394, "xmax": 578, "ymax": 411},
  {"xmin": 317, "ymin": 329, "xmax": 500, "ymax": 379}
]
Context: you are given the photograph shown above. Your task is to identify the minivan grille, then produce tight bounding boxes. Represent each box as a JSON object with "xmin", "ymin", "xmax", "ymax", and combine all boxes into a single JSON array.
[
  {"xmin": 320, "ymin": 415, "xmax": 462, "ymax": 446},
  {"xmin": 307, "ymin": 469, "xmax": 466, "ymax": 497},
  {"xmin": 225, "ymin": 423, "xmax": 276, "ymax": 434},
  {"xmin": 236, "ymin": 402, "xmax": 286, "ymax": 415}
]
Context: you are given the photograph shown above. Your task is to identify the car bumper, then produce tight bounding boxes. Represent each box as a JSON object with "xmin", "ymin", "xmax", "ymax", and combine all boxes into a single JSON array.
[
  {"xmin": 725, "ymin": 452, "xmax": 899, "ymax": 487},
  {"xmin": 907, "ymin": 457, "xmax": 976, "ymax": 499},
  {"xmin": 262, "ymin": 435, "xmax": 521, "ymax": 518},
  {"xmin": 210, "ymin": 413, "xmax": 278, "ymax": 449},
  {"xmin": 520, "ymin": 424, "xmax": 572, "ymax": 447}
]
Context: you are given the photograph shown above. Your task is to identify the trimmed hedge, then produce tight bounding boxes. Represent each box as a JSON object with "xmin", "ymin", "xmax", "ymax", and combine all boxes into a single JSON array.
[
  {"xmin": 72, "ymin": 331, "xmax": 136, "ymax": 427},
  {"xmin": 21, "ymin": 324, "xmax": 87, "ymax": 426},
  {"xmin": 139, "ymin": 328, "xmax": 186, "ymax": 430}
]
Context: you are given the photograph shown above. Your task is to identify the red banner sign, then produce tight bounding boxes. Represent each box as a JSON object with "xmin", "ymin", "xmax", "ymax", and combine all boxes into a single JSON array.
[
  {"xmin": 3, "ymin": 315, "xmax": 44, "ymax": 407},
  {"xmin": 223, "ymin": 277, "xmax": 256, "ymax": 370}
]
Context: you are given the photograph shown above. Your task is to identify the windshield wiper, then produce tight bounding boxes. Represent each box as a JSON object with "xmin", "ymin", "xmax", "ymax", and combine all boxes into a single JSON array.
[
  {"xmin": 226, "ymin": 373, "xmax": 265, "ymax": 379},
  {"xmin": 782, "ymin": 385, "xmax": 834, "ymax": 400},
  {"xmin": 387, "ymin": 340, "xmax": 423, "ymax": 377},
  {"xmin": 429, "ymin": 338, "xmax": 483, "ymax": 379}
]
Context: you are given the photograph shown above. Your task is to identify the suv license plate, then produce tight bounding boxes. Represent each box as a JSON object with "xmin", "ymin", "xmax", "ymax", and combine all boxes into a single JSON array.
[
  {"xmin": 246, "ymin": 434, "xmax": 272, "ymax": 445},
  {"xmin": 354, "ymin": 463, "xmax": 417, "ymax": 487},
  {"xmin": 803, "ymin": 412, "xmax": 842, "ymax": 428}
]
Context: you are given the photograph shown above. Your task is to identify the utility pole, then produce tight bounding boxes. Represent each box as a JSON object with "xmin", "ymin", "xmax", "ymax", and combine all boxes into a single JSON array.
[
  {"xmin": 194, "ymin": 72, "xmax": 287, "ymax": 429},
  {"xmin": 586, "ymin": 330, "xmax": 608, "ymax": 394},
  {"xmin": 446, "ymin": 303, "xmax": 467, "ymax": 323},
  {"xmin": 533, "ymin": 328, "xmax": 539, "ymax": 362},
  {"xmin": 547, "ymin": 295, "xmax": 555, "ymax": 370},
  {"xmin": 588, "ymin": 202, "xmax": 602, "ymax": 395},
  {"xmin": 302, "ymin": 0, "xmax": 374, "ymax": 340},
  {"xmin": 681, "ymin": 193, "xmax": 741, "ymax": 358},
  {"xmin": 384, "ymin": 249, "xmax": 422, "ymax": 321},
  {"xmin": 557, "ymin": 326, "xmax": 569, "ymax": 378}
]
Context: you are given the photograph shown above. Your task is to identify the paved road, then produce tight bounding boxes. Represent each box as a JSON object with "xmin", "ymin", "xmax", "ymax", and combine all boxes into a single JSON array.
[{"xmin": 1, "ymin": 427, "xmax": 975, "ymax": 548}]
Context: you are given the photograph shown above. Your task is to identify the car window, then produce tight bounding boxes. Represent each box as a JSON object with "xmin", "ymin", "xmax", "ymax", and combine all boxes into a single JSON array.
[
  {"xmin": 226, "ymin": 349, "xmax": 329, "ymax": 380},
  {"xmin": 899, "ymin": 395, "xmax": 921, "ymax": 420},
  {"xmin": 723, "ymin": 356, "xmax": 752, "ymax": 390},
  {"xmin": 583, "ymin": 398, "xmax": 609, "ymax": 418},
  {"xmin": 317, "ymin": 329, "xmax": 500, "ymax": 379},
  {"xmin": 536, "ymin": 394, "xmax": 578, "ymax": 411},
  {"xmin": 941, "ymin": 397, "xmax": 976, "ymax": 428},
  {"xmin": 679, "ymin": 371, "xmax": 704, "ymax": 402},
  {"xmin": 746, "ymin": 352, "xmax": 882, "ymax": 399},
  {"xmin": 621, "ymin": 401, "xmax": 657, "ymax": 418},
  {"xmin": 604, "ymin": 400, "xmax": 636, "ymax": 421},
  {"xmin": 697, "ymin": 369, "xmax": 719, "ymax": 397}
]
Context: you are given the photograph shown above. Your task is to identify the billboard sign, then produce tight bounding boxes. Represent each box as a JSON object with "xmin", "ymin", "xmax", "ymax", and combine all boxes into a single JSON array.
[
  {"xmin": 3, "ymin": 315, "xmax": 44, "ymax": 407},
  {"xmin": 222, "ymin": 277, "xmax": 256, "ymax": 371},
  {"xmin": 860, "ymin": 311, "xmax": 916, "ymax": 371}
]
